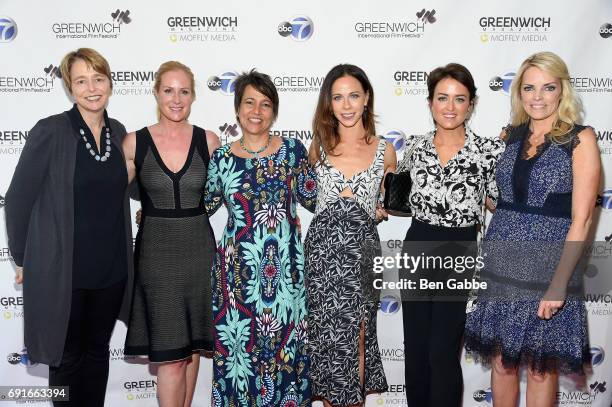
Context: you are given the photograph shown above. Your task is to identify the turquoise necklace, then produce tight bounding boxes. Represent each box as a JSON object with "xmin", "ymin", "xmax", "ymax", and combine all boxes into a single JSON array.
[{"xmin": 239, "ymin": 135, "xmax": 271, "ymax": 159}]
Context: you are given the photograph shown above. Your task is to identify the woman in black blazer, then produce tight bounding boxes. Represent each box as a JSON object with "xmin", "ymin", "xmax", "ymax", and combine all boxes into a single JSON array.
[{"xmin": 5, "ymin": 48, "xmax": 133, "ymax": 407}]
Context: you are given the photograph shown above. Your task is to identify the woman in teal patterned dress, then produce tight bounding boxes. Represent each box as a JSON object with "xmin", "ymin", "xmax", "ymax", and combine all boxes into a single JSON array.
[{"xmin": 204, "ymin": 70, "xmax": 316, "ymax": 407}]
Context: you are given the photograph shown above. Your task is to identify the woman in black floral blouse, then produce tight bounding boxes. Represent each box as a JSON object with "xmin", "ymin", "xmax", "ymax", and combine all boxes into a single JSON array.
[{"xmin": 395, "ymin": 63, "xmax": 505, "ymax": 407}]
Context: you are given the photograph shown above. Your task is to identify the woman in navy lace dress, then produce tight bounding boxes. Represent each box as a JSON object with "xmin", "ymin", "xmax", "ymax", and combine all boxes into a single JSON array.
[{"xmin": 464, "ymin": 51, "xmax": 601, "ymax": 406}]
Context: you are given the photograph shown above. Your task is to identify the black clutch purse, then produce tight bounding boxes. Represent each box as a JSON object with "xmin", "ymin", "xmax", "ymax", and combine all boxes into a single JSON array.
[
  {"xmin": 383, "ymin": 172, "xmax": 412, "ymax": 216},
  {"xmin": 382, "ymin": 136, "xmax": 424, "ymax": 216}
]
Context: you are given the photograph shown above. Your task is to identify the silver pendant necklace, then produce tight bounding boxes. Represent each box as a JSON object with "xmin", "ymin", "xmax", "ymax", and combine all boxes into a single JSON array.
[{"xmin": 80, "ymin": 127, "xmax": 111, "ymax": 162}]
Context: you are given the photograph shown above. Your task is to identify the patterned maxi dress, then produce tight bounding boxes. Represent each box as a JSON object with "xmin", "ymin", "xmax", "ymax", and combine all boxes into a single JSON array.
[
  {"xmin": 304, "ymin": 138, "xmax": 389, "ymax": 406},
  {"xmin": 464, "ymin": 123, "xmax": 591, "ymax": 374},
  {"xmin": 204, "ymin": 137, "xmax": 317, "ymax": 407}
]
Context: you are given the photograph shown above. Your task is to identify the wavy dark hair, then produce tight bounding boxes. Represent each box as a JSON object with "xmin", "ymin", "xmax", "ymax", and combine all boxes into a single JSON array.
[{"xmin": 312, "ymin": 64, "xmax": 376, "ymax": 163}]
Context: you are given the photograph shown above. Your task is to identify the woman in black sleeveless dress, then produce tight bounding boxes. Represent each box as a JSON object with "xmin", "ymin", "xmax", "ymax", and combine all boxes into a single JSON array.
[{"xmin": 123, "ymin": 61, "xmax": 221, "ymax": 406}]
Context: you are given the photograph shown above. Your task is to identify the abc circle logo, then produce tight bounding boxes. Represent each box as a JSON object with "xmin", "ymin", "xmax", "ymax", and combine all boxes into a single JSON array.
[
  {"xmin": 384, "ymin": 130, "xmax": 406, "ymax": 152},
  {"xmin": 489, "ymin": 72, "xmax": 515, "ymax": 95},
  {"xmin": 0, "ymin": 16, "xmax": 17, "ymax": 43},
  {"xmin": 600, "ymin": 23, "xmax": 612, "ymax": 39},
  {"xmin": 379, "ymin": 295, "xmax": 401, "ymax": 315},
  {"xmin": 590, "ymin": 346, "xmax": 605, "ymax": 367},
  {"xmin": 473, "ymin": 388, "xmax": 492, "ymax": 403},
  {"xmin": 207, "ymin": 71, "xmax": 238, "ymax": 96},
  {"xmin": 277, "ymin": 16, "xmax": 314, "ymax": 41},
  {"xmin": 7, "ymin": 349, "xmax": 37, "ymax": 366}
]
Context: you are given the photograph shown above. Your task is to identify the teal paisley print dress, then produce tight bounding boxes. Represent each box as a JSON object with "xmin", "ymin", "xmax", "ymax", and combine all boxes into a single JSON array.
[{"xmin": 204, "ymin": 137, "xmax": 317, "ymax": 407}]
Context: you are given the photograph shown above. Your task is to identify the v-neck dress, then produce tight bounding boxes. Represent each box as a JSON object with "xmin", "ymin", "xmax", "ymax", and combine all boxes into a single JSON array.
[
  {"xmin": 464, "ymin": 123, "xmax": 591, "ymax": 374},
  {"xmin": 304, "ymin": 138, "xmax": 388, "ymax": 406},
  {"xmin": 125, "ymin": 125, "xmax": 216, "ymax": 362}
]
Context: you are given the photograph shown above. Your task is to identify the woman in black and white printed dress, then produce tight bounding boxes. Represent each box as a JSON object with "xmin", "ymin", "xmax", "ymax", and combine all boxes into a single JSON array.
[
  {"xmin": 397, "ymin": 63, "xmax": 504, "ymax": 407},
  {"xmin": 304, "ymin": 64, "xmax": 395, "ymax": 407}
]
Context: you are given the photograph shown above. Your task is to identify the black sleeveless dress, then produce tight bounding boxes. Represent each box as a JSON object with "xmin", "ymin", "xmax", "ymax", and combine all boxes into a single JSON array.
[{"xmin": 125, "ymin": 125, "xmax": 215, "ymax": 362}]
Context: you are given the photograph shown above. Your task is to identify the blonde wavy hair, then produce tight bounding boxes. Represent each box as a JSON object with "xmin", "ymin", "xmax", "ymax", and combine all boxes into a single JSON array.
[{"xmin": 510, "ymin": 51, "xmax": 582, "ymax": 141}]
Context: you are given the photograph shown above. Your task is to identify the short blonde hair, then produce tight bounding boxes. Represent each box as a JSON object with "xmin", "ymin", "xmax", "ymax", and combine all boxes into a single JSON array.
[
  {"xmin": 60, "ymin": 48, "xmax": 113, "ymax": 93},
  {"xmin": 510, "ymin": 51, "xmax": 582, "ymax": 139},
  {"xmin": 153, "ymin": 61, "xmax": 196, "ymax": 99}
]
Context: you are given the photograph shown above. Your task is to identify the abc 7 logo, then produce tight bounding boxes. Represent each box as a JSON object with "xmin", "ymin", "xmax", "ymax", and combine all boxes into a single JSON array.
[
  {"xmin": 207, "ymin": 72, "xmax": 238, "ymax": 95},
  {"xmin": 277, "ymin": 16, "xmax": 314, "ymax": 41},
  {"xmin": 600, "ymin": 23, "xmax": 612, "ymax": 39},
  {"xmin": 379, "ymin": 295, "xmax": 401, "ymax": 314},
  {"xmin": 385, "ymin": 130, "xmax": 406, "ymax": 152},
  {"xmin": 0, "ymin": 16, "xmax": 17, "ymax": 43},
  {"xmin": 489, "ymin": 76, "xmax": 504, "ymax": 91}
]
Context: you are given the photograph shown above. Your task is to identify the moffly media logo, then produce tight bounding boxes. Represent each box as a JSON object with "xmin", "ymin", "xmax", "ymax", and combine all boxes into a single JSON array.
[
  {"xmin": 111, "ymin": 70, "xmax": 156, "ymax": 96},
  {"xmin": 273, "ymin": 75, "xmax": 324, "ymax": 92},
  {"xmin": 393, "ymin": 70, "xmax": 428, "ymax": 96},
  {"xmin": 124, "ymin": 380, "xmax": 157, "ymax": 400},
  {"xmin": 600, "ymin": 23, "xmax": 612, "ymax": 39},
  {"xmin": 2, "ymin": 292, "xmax": 24, "ymax": 320},
  {"xmin": 479, "ymin": 16, "xmax": 551, "ymax": 43},
  {"xmin": 7, "ymin": 349, "xmax": 37, "ymax": 367},
  {"xmin": 354, "ymin": 8, "xmax": 437, "ymax": 39},
  {"xmin": 277, "ymin": 16, "xmax": 314, "ymax": 41},
  {"xmin": 489, "ymin": 72, "xmax": 515, "ymax": 95},
  {"xmin": 167, "ymin": 16, "xmax": 238, "ymax": 43},
  {"xmin": 473, "ymin": 388, "xmax": 493, "ymax": 404},
  {"xmin": 0, "ymin": 16, "xmax": 18, "ymax": 43},
  {"xmin": 557, "ymin": 380, "xmax": 607, "ymax": 405},
  {"xmin": 570, "ymin": 76, "xmax": 612, "ymax": 94},
  {"xmin": 0, "ymin": 130, "xmax": 27, "ymax": 155},
  {"xmin": 207, "ymin": 71, "xmax": 238, "ymax": 95},
  {"xmin": 51, "ymin": 9, "xmax": 131, "ymax": 39},
  {"xmin": 376, "ymin": 384, "xmax": 407, "ymax": 405},
  {"xmin": 218, "ymin": 122, "xmax": 240, "ymax": 145}
]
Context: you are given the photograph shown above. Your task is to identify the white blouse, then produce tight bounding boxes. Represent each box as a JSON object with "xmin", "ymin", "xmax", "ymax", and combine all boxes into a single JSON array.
[{"xmin": 398, "ymin": 128, "xmax": 505, "ymax": 227}]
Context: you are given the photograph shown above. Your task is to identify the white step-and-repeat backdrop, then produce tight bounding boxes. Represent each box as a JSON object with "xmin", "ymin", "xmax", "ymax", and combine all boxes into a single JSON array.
[{"xmin": 1, "ymin": 1, "xmax": 611, "ymax": 406}]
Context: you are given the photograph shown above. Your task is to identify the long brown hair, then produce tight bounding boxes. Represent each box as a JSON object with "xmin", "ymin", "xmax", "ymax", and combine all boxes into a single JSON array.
[{"xmin": 312, "ymin": 64, "xmax": 376, "ymax": 164}]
